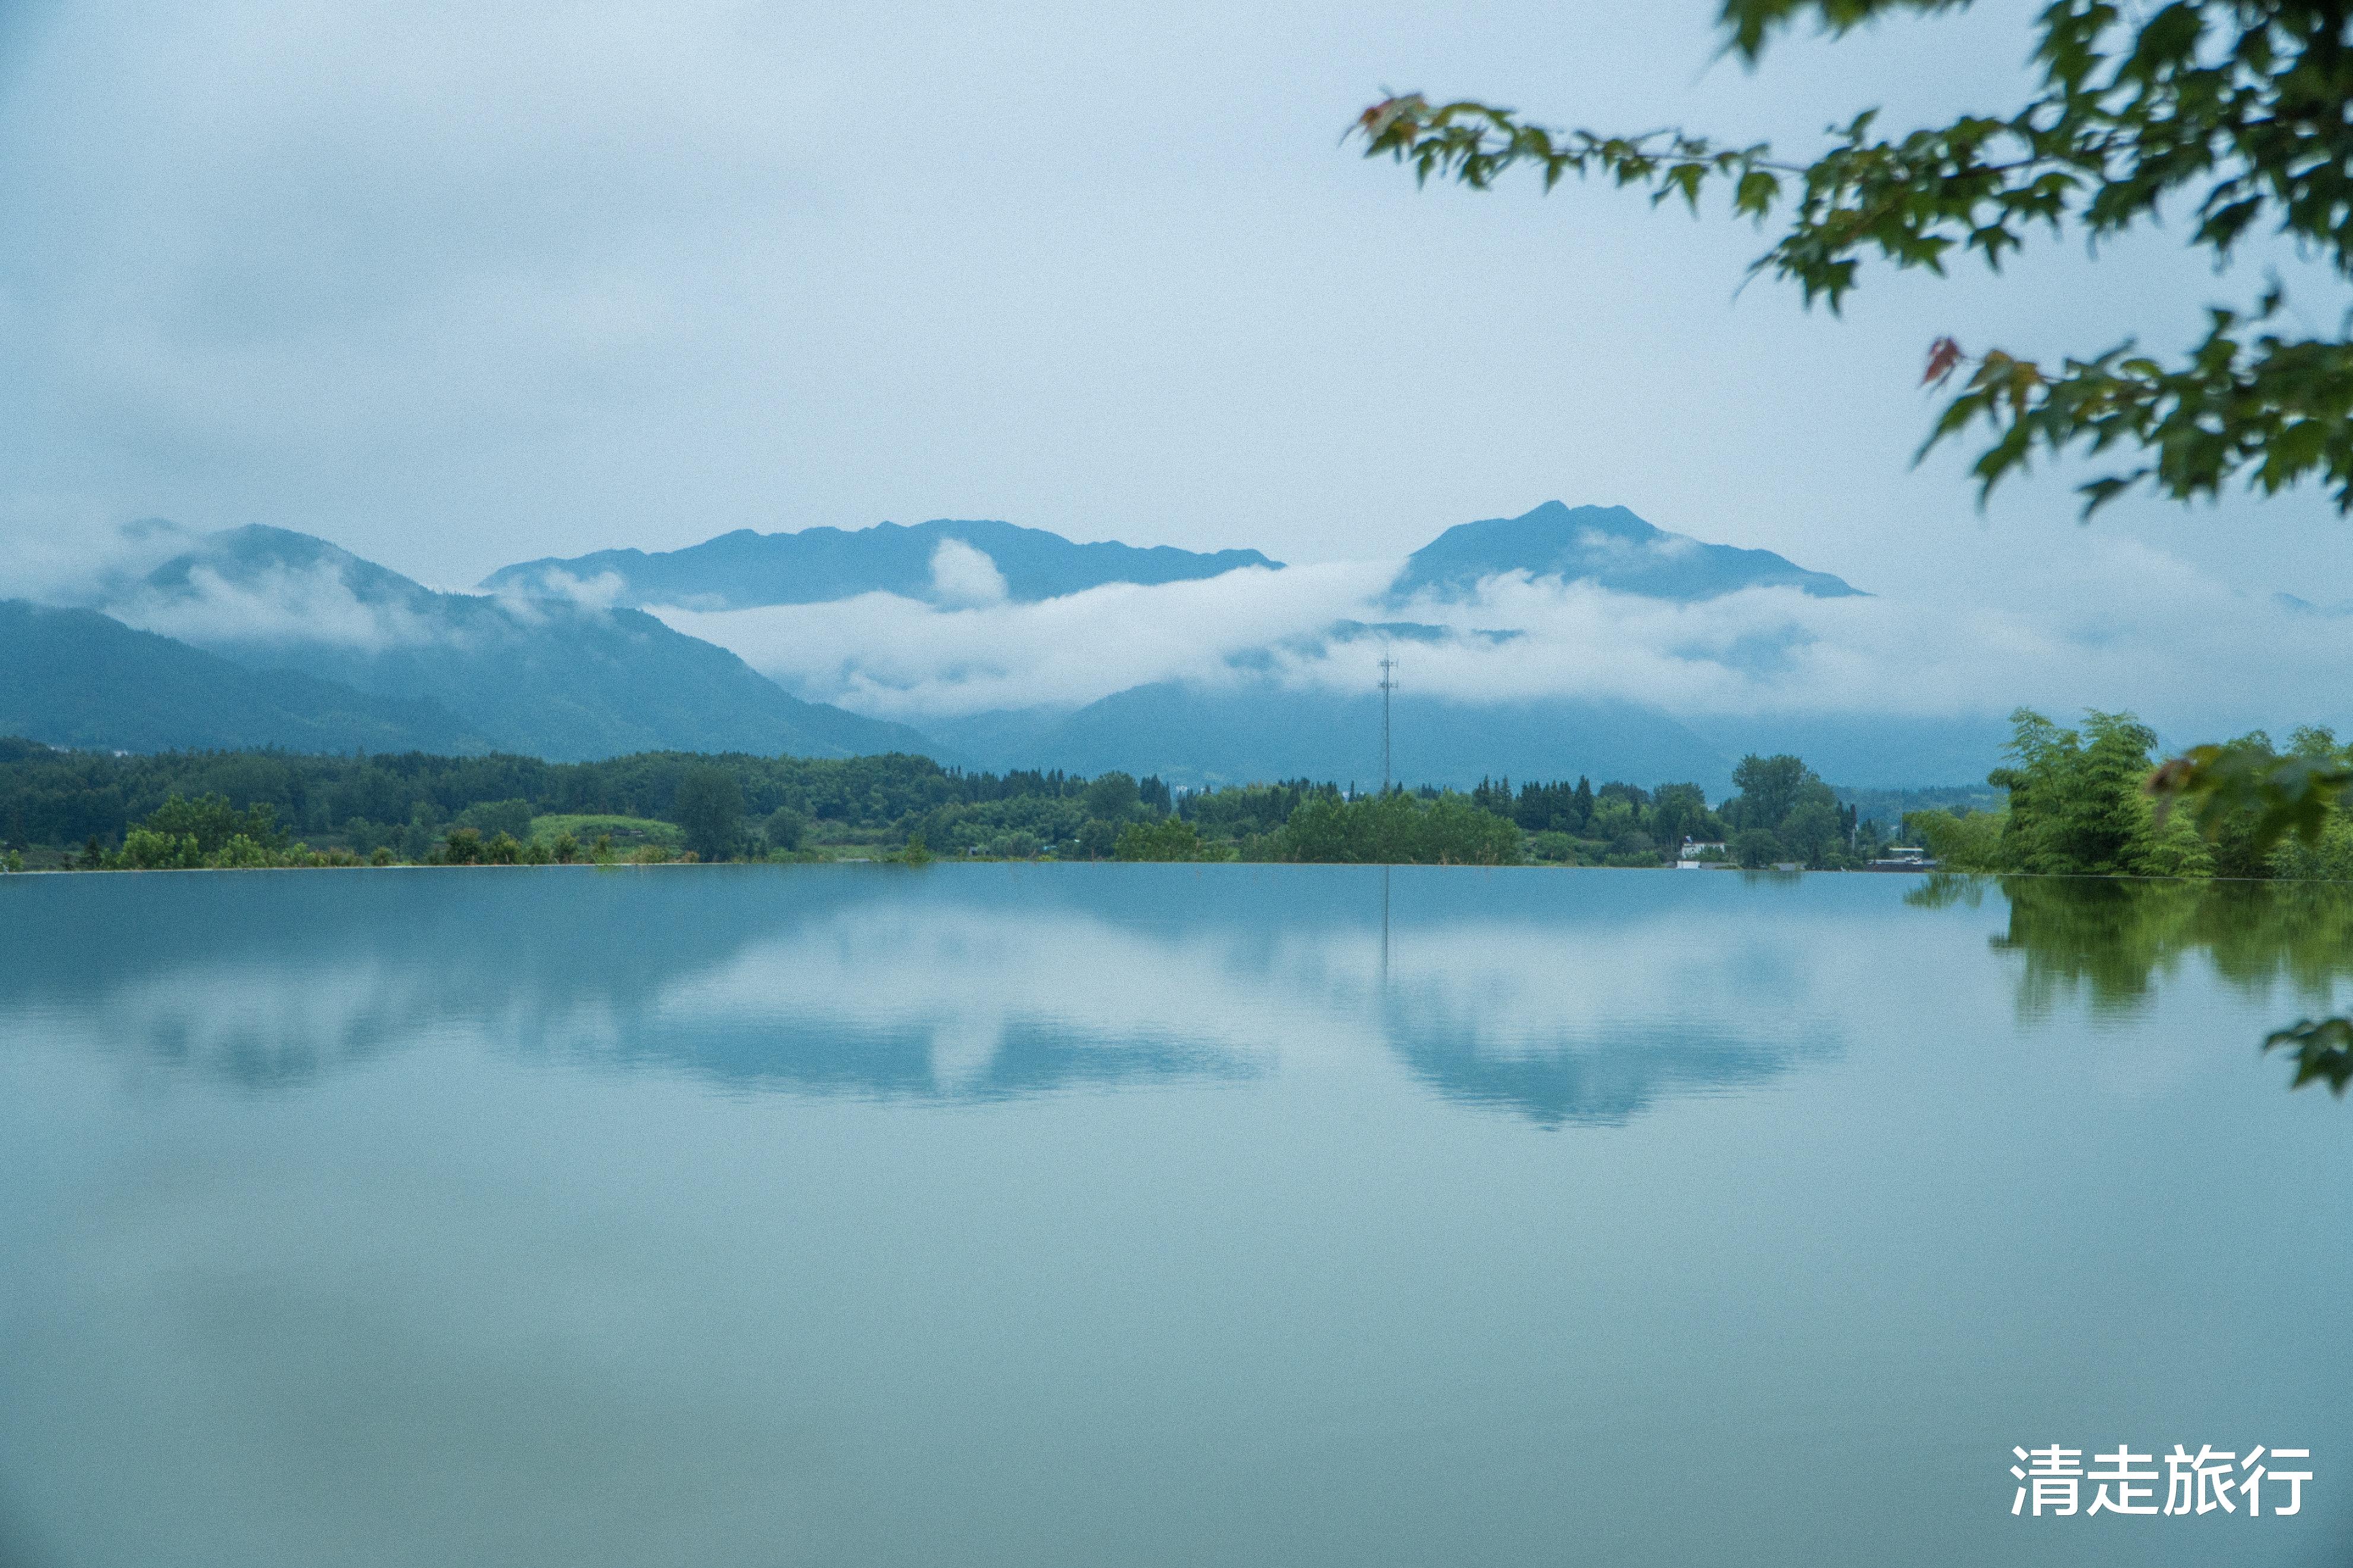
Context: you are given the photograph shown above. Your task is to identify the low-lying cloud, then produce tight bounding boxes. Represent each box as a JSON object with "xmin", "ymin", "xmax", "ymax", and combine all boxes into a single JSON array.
[
  {"xmin": 654, "ymin": 535, "xmax": 2349, "ymax": 740},
  {"xmin": 0, "ymin": 519, "xmax": 558, "ymax": 656},
  {"xmin": 655, "ymin": 561, "xmax": 1393, "ymax": 719},
  {"xmin": 104, "ymin": 559, "xmax": 444, "ymax": 654},
  {"xmin": 0, "ymin": 511, "xmax": 197, "ymax": 606},
  {"xmin": 494, "ymin": 567, "xmax": 630, "ymax": 611},
  {"xmin": 9, "ymin": 513, "xmax": 2341, "ymax": 748}
]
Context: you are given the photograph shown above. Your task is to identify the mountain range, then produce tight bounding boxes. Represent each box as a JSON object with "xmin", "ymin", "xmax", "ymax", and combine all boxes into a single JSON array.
[
  {"xmin": 4, "ymin": 502, "xmax": 2005, "ymax": 790},
  {"xmin": 1390, "ymin": 502, "xmax": 1863, "ymax": 603},
  {"xmin": 1, "ymin": 599, "xmax": 491, "ymax": 755},
  {"xmin": 483, "ymin": 517, "xmax": 1279, "ymax": 608},
  {"xmin": 923, "ymin": 685, "xmax": 1730, "ymax": 791},
  {"xmin": 15, "ymin": 526, "xmax": 926, "ymax": 762}
]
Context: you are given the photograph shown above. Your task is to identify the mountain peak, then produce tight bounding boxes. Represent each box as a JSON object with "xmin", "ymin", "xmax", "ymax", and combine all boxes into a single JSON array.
[
  {"xmin": 481, "ymin": 517, "xmax": 1282, "ymax": 609},
  {"xmin": 1390, "ymin": 501, "xmax": 1862, "ymax": 605},
  {"xmin": 139, "ymin": 524, "xmax": 434, "ymax": 610}
]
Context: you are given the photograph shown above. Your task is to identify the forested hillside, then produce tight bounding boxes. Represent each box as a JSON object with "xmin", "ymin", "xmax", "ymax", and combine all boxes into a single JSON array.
[
  {"xmin": 0, "ymin": 739, "xmax": 1778, "ymax": 870},
  {"xmin": 14, "ymin": 706, "xmax": 2335, "ymax": 879},
  {"xmin": 0, "ymin": 600, "xmax": 490, "ymax": 755}
]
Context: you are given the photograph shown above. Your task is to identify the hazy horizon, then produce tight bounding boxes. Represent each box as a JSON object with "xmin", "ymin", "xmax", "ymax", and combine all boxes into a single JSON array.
[{"xmin": 6, "ymin": 1, "xmax": 2353, "ymax": 749}]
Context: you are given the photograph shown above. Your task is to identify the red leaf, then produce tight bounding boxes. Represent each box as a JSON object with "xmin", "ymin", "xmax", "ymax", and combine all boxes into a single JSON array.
[{"xmin": 1923, "ymin": 336, "xmax": 1965, "ymax": 387}]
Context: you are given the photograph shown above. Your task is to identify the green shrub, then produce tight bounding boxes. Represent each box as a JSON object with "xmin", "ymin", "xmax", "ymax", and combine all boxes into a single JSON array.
[
  {"xmin": 118, "ymin": 827, "xmax": 204, "ymax": 870},
  {"xmin": 207, "ymin": 834, "xmax": 280, "ymax": 870},
  {"xmin": 1905, "ymin": 809, "xmax": 2008, "ymax": 871},
  {"xmin": 132, "ymin": 793, "xmax": 287, "ymax": 858},
  {"xmin": 456, "ymin": 798, "xmax": 533, "ymax": 842},
  {"xmin": 1116, "ymin": 818, "xmax": 1208, "ymax": 861},
  {"xmin": 763, "ymin": 807, "xmax": 808, "ymax": 853},
  {"xmin": 1528, "ymin": 831, "xmax": 1578, "ymax": 863},
  {"xmin": 1275, "ymin": 791, "xmax": 1521, "ymax": 866}
]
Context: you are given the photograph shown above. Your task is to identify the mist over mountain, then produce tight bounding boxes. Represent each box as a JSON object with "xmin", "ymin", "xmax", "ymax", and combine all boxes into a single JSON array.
[
  {"xmin": 1701, "ymin": 713, "xmax": 2017, "ymax": 795},
  {"xmin": 1391, "ymin": 502, "xmax": 1863, "ymax": 605},
  {"xmin": 922, "ymin": 682, "xmax": 1732, "ymax": 791},
  {"xmin": 1, "ymin": 600, "xmax": 491, "ymax": 755},
  {"xmin": 105, "ymin": 526, "xmax": 929, "ymax": 762},
  {"xmin": 482, "ymin": 519, "xmax": 1280, "ymax": 609},
  {"xmin": 588, "ymin": 501, "xmax": 1983, "ymax": 790},
  {"xmin": 914, "ymin": 677, "xmax": 2007, "ymax": 794},
  {"xmin": 8, "ymin": 504, "xmax": 2027, "ymax": 790}
]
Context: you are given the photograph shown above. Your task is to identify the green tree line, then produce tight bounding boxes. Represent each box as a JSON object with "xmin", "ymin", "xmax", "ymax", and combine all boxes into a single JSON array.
[
  {"xmin": 38, "ymin": 721, "xmax": 2353, "ymax": 878},
  {"xmin": 1904, "ymin": 710, "xmax": 2353, "ymax": 880},
  {"xmin": 0, "ymin": 734, "xmax": 1906, "ymax": 872}
]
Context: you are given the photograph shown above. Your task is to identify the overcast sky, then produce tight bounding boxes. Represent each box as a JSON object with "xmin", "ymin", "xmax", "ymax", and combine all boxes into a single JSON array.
[{"xmin": 4, "ymin": 0, "xmax": 2349, "ymax": 592}]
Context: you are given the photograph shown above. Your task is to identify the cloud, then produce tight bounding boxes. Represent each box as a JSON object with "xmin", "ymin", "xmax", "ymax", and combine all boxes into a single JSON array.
[
  {"xmin": 1272, "ymin": 539, "xmax": 2353, "ymax": 735},
  {"xmin": 927, "ymin": 539, "xmax": 1006, "ymax": 608},
  {"xmin": 652, "ymin": 562, "xmax": 1390, "ymax": 719},
  {"xmin": 496, "ymin": 567, "xmax": 629, "ymax": 610},
  {"xmin": 0, "ymin": 510, "xmax": 196, "ymax": 605},
  {"xmin": 106, "ymin": 559, "xmax": 442, "ymax": 654},
  {"xmin": 7, "ymin": 497, "xmax": 2339, "ymax": 753},
  {"xmin": 652, "ymin": 536, "xmax": 2353, "ymax": 739}
]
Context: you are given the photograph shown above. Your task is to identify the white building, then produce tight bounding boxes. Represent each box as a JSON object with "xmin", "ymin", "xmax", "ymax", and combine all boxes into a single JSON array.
[{"xmin": 1676, "ymin": 838, "xmax": 1728, "ymax": 869}]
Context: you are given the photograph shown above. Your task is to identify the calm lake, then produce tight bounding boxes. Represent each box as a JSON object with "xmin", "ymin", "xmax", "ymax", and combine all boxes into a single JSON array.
[{"xmin": 1, "ymin": 864, "xmax": 2346, "ymax": 1566}]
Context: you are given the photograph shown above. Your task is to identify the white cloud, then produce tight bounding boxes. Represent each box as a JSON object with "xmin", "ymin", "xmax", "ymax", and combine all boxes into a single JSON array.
[
  {"xmin": 652, "ymin": 562, "xmax": 1389, "ymax": 719},
  {"xmin": 926, "ymin": 539, "xmax": 1006, "ymax": 608},
  {"xmin": 498, "ymin": 567, "xmax": 629, "ymax": 610},
  {"xmin": 651, "ymin": 535, "xmax": 2353, "ymax": 737},
  {"xmin": 9, "ymin": 494, "xmax": 2341, "ymax": 752},
  {"xmin": 106, "ymin": 559, "xmax": 440, "ymax": 654},
  {"xmin": 0, "ymin": 510, "xmax": 195, "ymax": 605}
]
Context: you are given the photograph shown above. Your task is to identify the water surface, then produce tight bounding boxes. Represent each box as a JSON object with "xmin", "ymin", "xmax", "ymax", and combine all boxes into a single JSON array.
[{"xmin": 1, "ymin": 865, "xmax": 2346, "ymax": 1566}]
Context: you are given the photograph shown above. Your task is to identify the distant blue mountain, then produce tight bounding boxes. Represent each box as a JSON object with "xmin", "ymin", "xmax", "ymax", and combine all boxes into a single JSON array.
[
  {"xmin": 1, "ymin": 599, "xmax": 492, "ymax": 755},
  {"xmin": 920, "ymin": 683, "xmax": 2005, "ymax": 794},
  {"xmin": 33, "ymin": 505, "xmax": 2000, "ymax": 787},
  {"xmin": 1390, "ymin": 501, "xmax": 1863, "ymax": 603},
  {"xmin": 922, "ymin": 680, "xmax": 1734, "ymax": 793},
  {"xmin": 481, "ymin": 518, "xmax": 1280, "ymax": 609},
  {"xmin": 124, "ymin": 526, "xmax": 930, "ymax": 762},
  {"xmin": 1702, "ymin": 713, "xmax": 2013, "ymax": 791}
]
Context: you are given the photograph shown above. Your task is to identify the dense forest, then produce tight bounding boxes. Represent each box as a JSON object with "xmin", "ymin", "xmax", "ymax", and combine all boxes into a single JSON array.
[
  {"xmin": 13, "ymin": 707, "xmax": 2338, "ymax": 877},
  {"xmin": 0, "ymin": 735, "xmax": 1896, "ymax": 872}
]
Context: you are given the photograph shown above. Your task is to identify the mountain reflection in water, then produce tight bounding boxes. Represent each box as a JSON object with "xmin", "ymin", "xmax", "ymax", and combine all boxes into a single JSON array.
[
  {"xmin": 0, "ymin": 864, "xmax": 1878, "ymax": 1127},
  {"xmin": 13, "ymin": 865, "xmax": 2341, "ymax": 1124},
  {"xmin": 7, "ymin": 864, "xmax": 2346, "ymax": 1568}
]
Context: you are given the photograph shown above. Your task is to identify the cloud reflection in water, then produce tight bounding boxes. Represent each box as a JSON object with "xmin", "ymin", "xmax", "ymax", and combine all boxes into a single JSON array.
[{"xmin": 0, "ymin": 865, "xmax": 1855, "ymax": 1126}]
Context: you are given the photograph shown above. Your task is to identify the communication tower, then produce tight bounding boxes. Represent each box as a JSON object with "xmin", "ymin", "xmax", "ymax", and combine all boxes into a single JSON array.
[{"xmin": 1378, "ymin": 653, "xmax": 1397, "ymax": 796}]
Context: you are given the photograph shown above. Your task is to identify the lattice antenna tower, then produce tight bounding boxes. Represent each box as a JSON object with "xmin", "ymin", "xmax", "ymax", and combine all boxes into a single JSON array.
[{"xmin": 1378, "ymin": 652, "xmax": 1397, "ymax": 796}]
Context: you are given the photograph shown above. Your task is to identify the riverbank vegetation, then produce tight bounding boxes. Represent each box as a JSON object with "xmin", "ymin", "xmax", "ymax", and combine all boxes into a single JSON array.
[
  {"xmin": 10, "ymin": 708, "xmax": 2346, "ymax": 877},
  {"xmin": 1903, "ymin": 711, "xmax": 2353, "ymax": 880},
  {"xmin": 0, "ymin": 734, "xmax": 1900, "ymax": 871}
]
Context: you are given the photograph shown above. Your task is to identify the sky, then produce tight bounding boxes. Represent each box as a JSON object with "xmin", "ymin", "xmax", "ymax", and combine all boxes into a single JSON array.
[{"xmin": 4, "ymin": 0, "xmax": 2353, "ymax": 745}]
